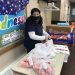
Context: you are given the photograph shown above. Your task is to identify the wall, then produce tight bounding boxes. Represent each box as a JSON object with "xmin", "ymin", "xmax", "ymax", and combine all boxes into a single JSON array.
[
  {"xmin": 60, "ymin": 0, "xmax": 69, "ymax": 21},
  {"xmin": 0, "ymin": 44, "xmax": 26, "ymax": 71},
  {"xmin": 26, "ymin": 0, "xmax": 39, "ymax": 17},
  {"xmin": 27, "ymin": 0, "xmax": 52, "ymax": 29},
  {"xmin": 52, "ymin": 0, "xmax": 60, "ymax": 22},
  {"xmin": 39, "ymin": 1, "xmax": 52, "ymax": 27},
  {"xmin": 70, "ymin": 3, "xmax": 75, "ymax": 21}
]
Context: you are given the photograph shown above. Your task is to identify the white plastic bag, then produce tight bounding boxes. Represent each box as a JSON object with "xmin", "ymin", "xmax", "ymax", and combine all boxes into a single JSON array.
[
  {"xmin": 27, "ymin": 39, "xmax": 55, "ymax": 75},
  {"xmin": 28, "ymin": 39, "xmax": 56, "ymax": 65},
  {"xmin": 32, "ymin": 39, "xmax": 55, "ymax": 59}
]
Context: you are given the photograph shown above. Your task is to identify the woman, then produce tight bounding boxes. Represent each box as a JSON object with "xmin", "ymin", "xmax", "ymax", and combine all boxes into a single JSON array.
[{"xmin": 24, "ymin": 8, "xmax": 50, "ymax": 53}]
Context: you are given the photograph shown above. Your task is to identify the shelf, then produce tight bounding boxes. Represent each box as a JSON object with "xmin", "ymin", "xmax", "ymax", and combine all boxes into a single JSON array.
[
  {"xmin": 49, "ymin": 24, "xmax": 70, "ymax": 28},
  {"xmin": 46, "ymin": 24, "xmax": 71, "ymax": 32}
]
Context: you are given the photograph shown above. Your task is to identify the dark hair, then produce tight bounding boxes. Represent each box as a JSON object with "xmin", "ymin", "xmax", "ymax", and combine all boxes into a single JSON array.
[{"xmin": 31, "ymin": 8, "xmax": 41, "ymax": 15}]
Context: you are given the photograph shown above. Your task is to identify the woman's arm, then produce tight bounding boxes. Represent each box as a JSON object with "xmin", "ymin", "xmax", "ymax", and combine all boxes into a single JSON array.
[
  {"xmin": 43, "ymin": 29, "xmax": 49, "ymax": 36},
  {"xmin": 43, "ymin": 29, "xmax": 51, "ymax": 39},
  {"xmin": 28, "ymin": 31, "xmax": 46, "ymax": 40}
]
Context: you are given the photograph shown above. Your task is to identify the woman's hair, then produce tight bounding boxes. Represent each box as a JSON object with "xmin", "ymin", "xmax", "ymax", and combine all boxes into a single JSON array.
[
  {"xmin": 25, "ymin": 8, "xmax": 43, "ymax": 25},
  {"xmin": 31, "ymin": 8, "xmax": 41, "ymax": 15}
]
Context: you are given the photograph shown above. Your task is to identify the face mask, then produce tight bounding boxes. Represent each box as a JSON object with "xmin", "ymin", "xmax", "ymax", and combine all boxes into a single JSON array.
[{"xmin": 32, "ymin": 16, "xmax": 40, "ymax": 20}]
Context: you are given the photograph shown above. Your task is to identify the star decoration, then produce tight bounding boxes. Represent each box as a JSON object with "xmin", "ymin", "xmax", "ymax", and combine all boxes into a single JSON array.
[{"xmin": 0, "ymin": 0, "xmax": 29, "ymax": 15}]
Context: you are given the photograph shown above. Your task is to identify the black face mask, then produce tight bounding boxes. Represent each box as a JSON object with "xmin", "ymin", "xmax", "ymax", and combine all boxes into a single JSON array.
[{"xmin": 32, "ymin": 16, "xmax": 40, "ymax": 20}]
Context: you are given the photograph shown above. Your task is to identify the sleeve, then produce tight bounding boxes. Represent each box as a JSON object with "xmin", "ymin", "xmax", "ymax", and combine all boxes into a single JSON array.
[
  {"xmin": 43, "ymin": 29, "xmax": 49, "ymax": 36},
  {"xmin": 28, "ymin": 31, "xmax": 46, "ymax": 40}
]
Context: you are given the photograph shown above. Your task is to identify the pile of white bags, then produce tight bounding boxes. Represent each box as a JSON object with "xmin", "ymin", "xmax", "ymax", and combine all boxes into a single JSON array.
[
  {"xmin": 29, "ymin": 39, "xmax": 56, "ymax": 63},
  {"xmin": 20, "ymin": 39, "xmax": 70, "ymax": 75},
  {"xmin": 20, "ymin": 39, "xmax": 55, "ymax": 75},
  {"xmin": 28, "ymin": 39, "xmax": 55, "ymax": 75}
]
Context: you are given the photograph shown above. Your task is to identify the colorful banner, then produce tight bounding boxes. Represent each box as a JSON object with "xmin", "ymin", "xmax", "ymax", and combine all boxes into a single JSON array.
[{"xmin": 0, "ymin": 0, "xmax": 29, "ymax": 47}]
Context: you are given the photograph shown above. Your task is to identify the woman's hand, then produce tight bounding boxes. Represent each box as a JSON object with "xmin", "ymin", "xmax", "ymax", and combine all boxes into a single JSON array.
[
  {"xmin": 48, "ymin": 35, "xmax": 51, "ymax": 39},
  {"xmin": 42, "ymin": 36, "xmax": 48, "ymax": 43},
  {"xmin": 42, "ymin": 35, "xmax": 51, "ymax": 43}
]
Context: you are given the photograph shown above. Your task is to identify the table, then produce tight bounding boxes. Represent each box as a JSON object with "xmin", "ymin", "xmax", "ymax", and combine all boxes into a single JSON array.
[{"xmin": 12, "ymin": 53, "xmax": 65, "ymax": 75}]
